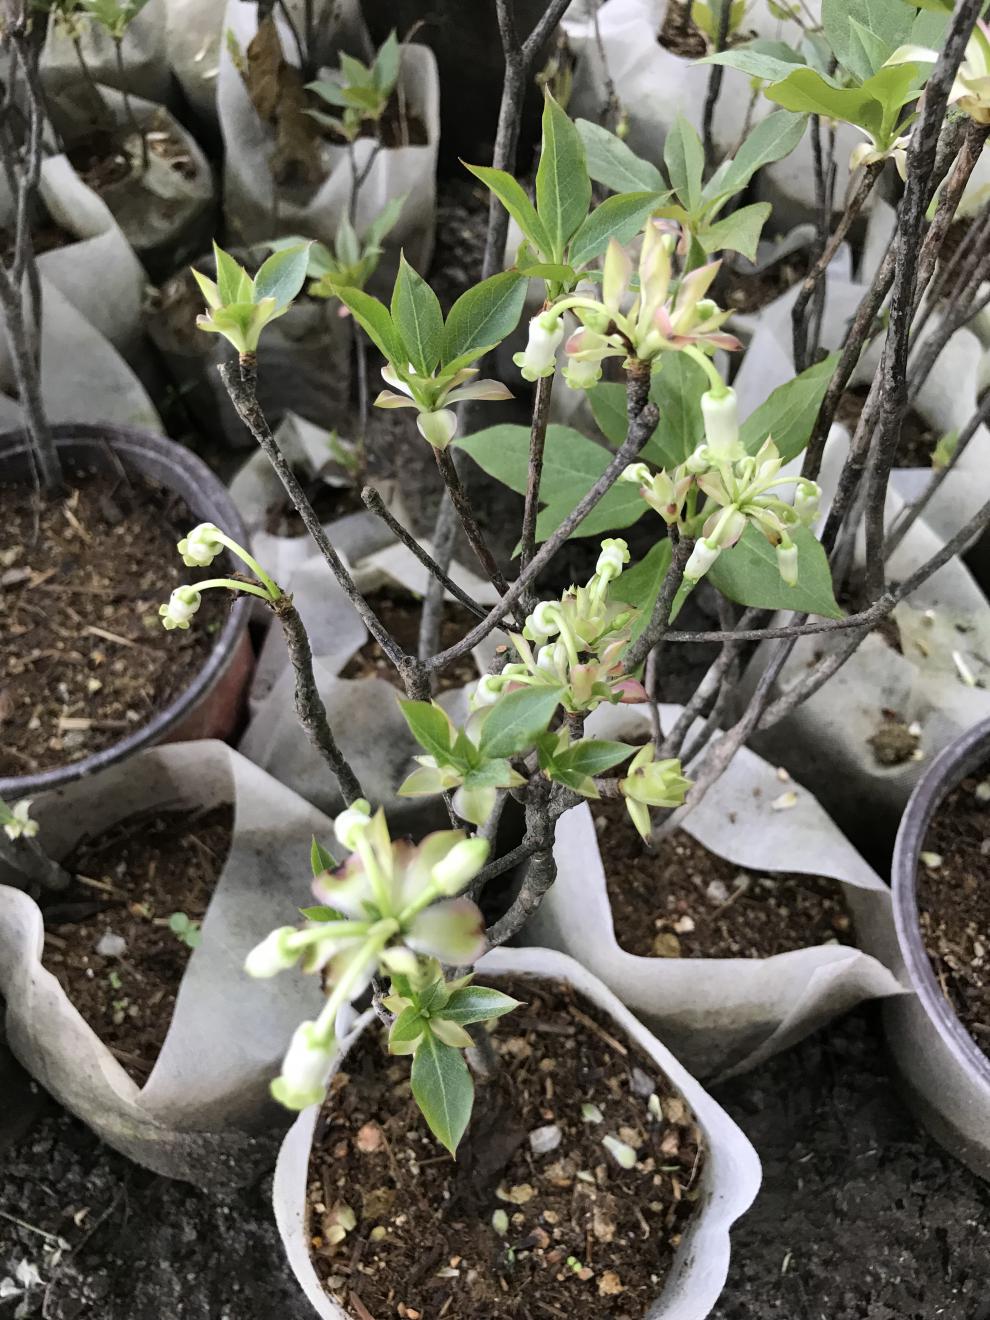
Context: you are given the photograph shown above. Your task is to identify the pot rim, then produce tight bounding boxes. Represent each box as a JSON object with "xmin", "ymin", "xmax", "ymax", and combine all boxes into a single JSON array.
[
  {"xmin": 891, "ymin": 716, "xmax": 990, "ymax": 1092},
  {"xmin": 0, "ymin": 423, "xmax": 251, "ymax": 799}
]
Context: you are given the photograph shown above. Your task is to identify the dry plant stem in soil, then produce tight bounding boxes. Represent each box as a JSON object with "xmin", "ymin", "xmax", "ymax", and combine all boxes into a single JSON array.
[
  {"xmin": 0, "ymin": 15, "xmax": 60, "ymax": 492},
  {"xmin": 307, "ymin": 976, "xmax": 703, "ymax": 1320},
  {"xmin": 272, "ymin": 594, "xmax": 364, "ymax": 805}
]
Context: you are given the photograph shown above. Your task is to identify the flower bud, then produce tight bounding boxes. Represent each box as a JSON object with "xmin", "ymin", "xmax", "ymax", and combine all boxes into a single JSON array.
[
  {"xmin": 244, "ymin": 926, "xmax": 301, "ymax": 978},
  {"xmin": 777, "ymin": 541, "xmax": 799, "ymax": 587},
  {"xmin": 334, "ymin": 799, "xmax": 373, "ymax": 851},
  {"xmin": 177, "ymin": 522, "xmax": 224, "ymax": 568},
  {"xmin": 512, "ymin": 312, "xmax": 564, "ymax": 382},
  {"xmin": 595, "ymin": 538, "xmax": 629, "ymax": 582},
  {"xmin": 472, "ymin": 674, "xmax": 504, "ymax": 708},
  {"xmin": 563, "ymin": 356, "xmax": 603, "ymax": 391},
  {"xmin": 683, "ymin": 445, "xmax": 710, "ymax": 474},
  {"xmin": 701, "ymin": 388, "xmax": 742, "ymax": 461},
  {"xmin": 683, "ymin": 538, "xmax": 721, "ymax": 584},
  {"xmin": 159, "ymin": 585, "xmax": 202, "ymax": 631},
  {"xmin": 529, "ymin": 600, "xmax": 562, "ymax": 644},
  {"xmin": 621, "ymin": 462, "xmax": 653, "ymax": 486},
  {"xmin": 2, "ymin": 799, "xmax": 37, "ymax": 842},
  {"xmin": 416, "ymin": 408, "xmax": 458, "ymax": 450},
  {"xmin": 621, "ymin": 745, "xmax": 691, "ymax": 809},
  {"xmin": 431, "ymin": 837, "xmax": 490, "ymax": 895},
  {"xmin": 270, "ymin": 1020, "xmax": 334, "ymax": 1111},
  {"xmin": 794, "ymin": 480, "xmax": 820, "ymax": 526}
]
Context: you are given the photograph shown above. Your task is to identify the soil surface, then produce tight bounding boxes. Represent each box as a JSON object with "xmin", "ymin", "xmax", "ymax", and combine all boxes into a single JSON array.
[
  {"xmin": 0, "ymin": 472, "xmax": 227, "ymax": 778},
  {"xmin": 339, "ymin": 586, "xmax": 481, "ymax": 691},
  {"xmin": 42, "ymin": 805, "xmax": 233, "ymax": 1082},
  {"xmin": 69, "ymin": 117, "xmax": 198, "ymax": 198},
  {"xmin": 721, "ymin": 247, "xmax": 812, "ymax": 315},
  {"xmin": 307, "ymin": 975, "xmax": 703, "ymax": 1319},
  {"xmin": 657, "ymin": 0, "xmax": 708, "ymax": 57},
  {"xmin": 2, "ymin": 1006, "xmax": 988, "ymax": 1319},
  {"xmin": 596, "ymin": 798, "xmax": 852, "ymax": 959},
  {"xmin": 916, "ymin": 767, "xmax": 990, "ymax": 1060},
  {"xmin": 836, "ymin": 385, "xmax": 940, "ymax": 468}
]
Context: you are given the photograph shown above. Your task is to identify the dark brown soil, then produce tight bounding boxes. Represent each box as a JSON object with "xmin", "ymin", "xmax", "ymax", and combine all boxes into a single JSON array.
[
  {"xmin": 916, "ymin": 768, "xmax": 990, "ymax": 1060},
  {"xmin": 41, "ymin": 805, "xmax": 233, "ymax": 1083},
  {"xmin": 307, "ymin": 975, "xmax": 703, "ymax": 1319},
  {"xmin": 0, "ymin": 472, "xmax": 227, "ymax": 778},
  {"xmin": 1, "ymin": 210, "xmax": 74, "ymax": 260},
  {"xmin": 340, "ymin": 586, "xmax": 480, "ymax": 691},
  {"xmin": 721, "ymin": 248, "xmax": 812, "ymax": 314},
  {"xmin": 867, "ymin": 713, "xmax": 920, "ymax": 767},
  {"xmin": 68, "ymin": 116, "xmax": 198, "ymax": 198},
  {"xmin": 657, "ymin": 0, "xmax": 708, "ymax": 57},
  {"xmin": 316, "ymin": 90, "xmax": 429, "ymax": 150},
  {"xmin": 595, "ymin": 798, "xmax": 852, "ymax": 959},
  {"xmin": 836, "ymin": 386, "xmax": 939, "ymax": 468}
]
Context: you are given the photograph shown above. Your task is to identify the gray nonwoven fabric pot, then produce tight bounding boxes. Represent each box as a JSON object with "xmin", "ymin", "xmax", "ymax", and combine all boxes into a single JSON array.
[
  {"xmin": 887, "ymin": 717, "xmax": 990, "ymax": 1181},
  {"xmin": 0, "ymin": 424, "xmax": 252, "ymax": 802},
  {"xmin": 273, "ymin": 945, "xmax": 762, "ymax": 1320}
]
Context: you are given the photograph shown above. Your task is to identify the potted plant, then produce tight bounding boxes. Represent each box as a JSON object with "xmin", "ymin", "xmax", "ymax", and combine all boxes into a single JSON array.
[
  {"xmin": 886, "ymin": 715, "xmax": 990, "ymax": 1182},
  {"xmin": 0, "ymin": 741, "xmax": 335, "ymax": 1190},
  {"xmin": 0, "ymin": 10, "xmax": 252, "ymax": 801}
]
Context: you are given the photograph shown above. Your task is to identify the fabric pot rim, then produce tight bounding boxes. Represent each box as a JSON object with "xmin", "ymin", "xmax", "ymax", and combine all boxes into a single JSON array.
[
  {"xmin": 0, "ymin": 423, "xmax": 251, "ymax": 799},
  {"xmin": 891, "ymin": 716, "xmax": 990, "ymax": 1095},
  {"xmin": 272, "ymin": 944, "xmax": 762, "ymax": 1320}
]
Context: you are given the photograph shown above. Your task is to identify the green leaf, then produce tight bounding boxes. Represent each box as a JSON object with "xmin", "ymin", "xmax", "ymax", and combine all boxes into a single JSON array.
[
  {"xmin": 708, "ymin": 524, "xmax": 843, "ymax": 618},
  {"xmin": 333, "ymin": 285, "xmax": 405, "ymax": 363},
  {"xmin": 310, "ymin": 837, "xmax": 335, "ymax": 876},
  {"xmin": 557, "ymin": 740, "xmax": 636, "ymax": 777},
  {"xmin": 391, "ymin": 254, "xmax": 444, "ymax": 375},
  {"xmin": 479, "ymin": 685, "xmax": 565, "ymax": 759},
  {"xmin": 740, "ymin": 354, "xmax": 838, "ymax": 462},
  {"xmin": 372, "ymin": 29, "xmax": 401, "ymax": 95},
  {"xmin": 457, "ymin": 423, "xmax": 647, "ymax": 544},
  {"xmin": 253, "ymin": 243, "xmax": 311, "ymax": 309},
  {"xmin": 704, "ymin": 111, "xmax": 808, "ymax": 211},
  {"xmin": 442, "ymin": 272, "xmax": 527, "ymax": 364},
  {"xmin": 699, "ymin": 202, "xmax": 771, "ymax": 262},
  {"xmin": 299, "ymin": 905, "xmax": 341, "ymax": 921},
  {"xmin": 575, "ymin": 119, "xmax": 666, "ymax": 194},
  {"xmin": 365, "ymin": 193, "xmax": 407, "ymax": 248},
  {"xmin": 610, "ymin": 540, "xmax": 673, "ymax": 644},
  {"xmin": 411, "ymin": 1031, "xmax": 475, "ymax": 1156},
  {"xmin": 764, "ymin": 68, "xmax": 881, "ymax": 137},
  {"xmin": 568, "ymin": 191, "xmax": 666, "ymax": 269},
  {"xmin": 389, "ymin": 1005, "xmax": 426, "ymax": 1055},
  {"xmin": 464, "ymin": 163, "xmax": 553, "ymax": 257},
  {"xmin": 702, "ymin": 45, "xmax": 809, "ymax": 85},
  {"xmin": 515, "ymin": 259, "xmax": 578, "ymax": 283},
  {"xmin": 536, "ymin": 92, "xmax": 592, "ymax": 260},
  {"xmin": 213, "ymin": 243, "xmax": 249, "ymax": 305},
  {"xmin": 588, "ymin": 381, "xmax": 632, "ymax": 447},
  {"xmin": 645, "ymin": 353, "xmax": 709, "ymax": 467},
  {"xmin": 398, "ymin": 699, "xmax": 460, "ymax": 764},
  {"xmin": 663, "ymin": 117, "xmax": 705, "ymax": 213},
  {"xmin": 461, "ymin": 759, "xmax": 522, "ymax": 790},
  {"xmin": 822, "ymin": 0, "xmax": 914, "ymax": 81},
  {"xmin": 442, "ymin": 985, "xmax": 521, "ymax": 1027}
]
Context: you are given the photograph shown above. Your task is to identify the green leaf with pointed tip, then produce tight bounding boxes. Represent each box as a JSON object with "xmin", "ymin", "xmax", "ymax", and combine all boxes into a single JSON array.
[
  {"xmin": 399, "ymin": 699, "xmax": 460, "ymax": 764},
  {"xmin": 254, "ymin": 243, "xmax": 312, "ymax": 309},
  {"xmin": 213, "ymin": 242, "xmax": 248, "ymax": 305},
  {"xmin": 365, "ymin": 193, "xmax": 407, "ymax": 249},
  {"xmin": 699, "ymin": 202, "xmax": 771, "ymax": 262},
  {"xmin": 568, "ymin": 191, "xmax": 667, "ymax": 269},
  {"xmin": 479, "ymin": 684, "xmax": 565, "ymax": 759},
  {"xmin": 664, "ymin": 117, "xmax": 705, "ymax": 213},
  {"xmin": 299, "ymin": 905, "xmax": 342, "ymax": 922},
  {"xmin": 701, "ymin": 46, "xmax": 811, "ymax": 84},
  {"xmin": 645, "ymin": 352, "xmax": 709, "ymax": 468},
  {"xmin": 411, "ymin": 1031, "xmax": 475, "ymax": 1155},
  {"xmin": 191, "ymin": 267, "xmax": 222, "ymax": 310},
  {"xmin": 704, "ymin": 111, "xmax": 808, "ymax": 212},
  {"xmin": 610, "ymin": 539, "xmax": 673, "ymax": 644},
  {"xmin": 558, "ymin": 740, "xmax": 636, "ymax": 778},
  {"xmin": 464, "ymin": 163, "xmax": 553, "ymax": 256},
  {"xmin": 536, "ymin": 92, "xmax": 592, "ymax": 260},
  {"xmin": 373, "ymin": 29, "xmax": 401, "ymax": 95},
  {"xmin": 575, "ymin": 119, "xmax": 666, "ymax": 194},
  {"xmin": 333, "ymin": 285, "xmax": 405, "ymax": 363},
  {"xmin": 709, "ymin": 524, "xmax": 843, "ymax": 618},
  {"xmin": 764, "ymin": 68, "xmax": 882, "ymax": 136},
  {"xmin": 310, "ymin": 837, "xmax": 335, "ymax": 877},
  {"xmin": 391, "ymin": 255, "xmax": 444, "ymax": 375},
  {"xmin": 388, "ymin": 1005, "xmax": 426, "ymax": 1055},
  {"xmin": 442, "ymin": 271, "xmax": 527, "ymax": 364},
  {"xmin": 442, "ymin": 985, "xmax": 521, "ymax": 1027},
  {"xmin": 822, "ymin": 0, "xmax": 914, "ymax": 82},
  {"xmin": 740, "ymin": 354, "xmax": 838, "ymax": 462}
]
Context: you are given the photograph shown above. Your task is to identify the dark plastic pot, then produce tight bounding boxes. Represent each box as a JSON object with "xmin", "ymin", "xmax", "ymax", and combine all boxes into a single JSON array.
[
  {"xmin": 0, "ymin": 424, "xmax": 253, "ymax": 800},
  {"xmin": 887, "ymin": 717, "xmax": 990, "ymax": 1181}
]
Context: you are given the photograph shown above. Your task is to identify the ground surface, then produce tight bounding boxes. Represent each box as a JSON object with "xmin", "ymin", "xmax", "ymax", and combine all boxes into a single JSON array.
[{"xmin": 2, "ymin": 1005, "xmax": 987, "ymax": 1319}]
